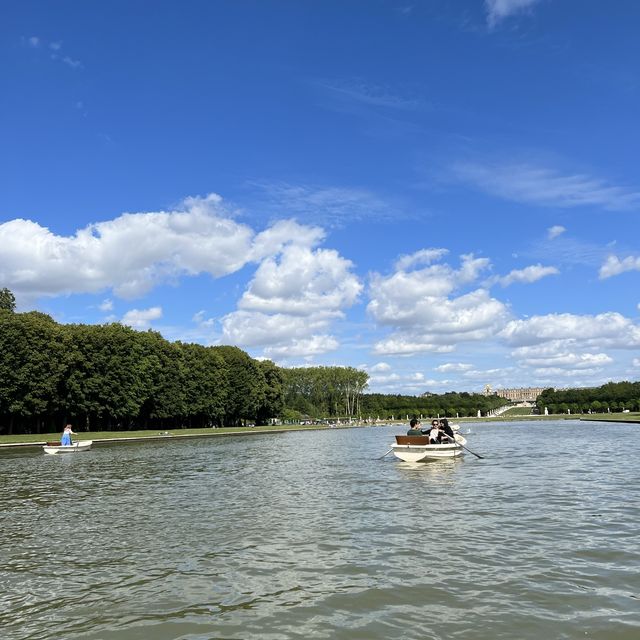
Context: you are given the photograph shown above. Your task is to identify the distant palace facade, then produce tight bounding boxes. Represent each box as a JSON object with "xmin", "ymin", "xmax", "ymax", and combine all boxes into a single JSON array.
[{"xmin": 483, "ymin": 384, "xmax": 547, "ymax": 402}]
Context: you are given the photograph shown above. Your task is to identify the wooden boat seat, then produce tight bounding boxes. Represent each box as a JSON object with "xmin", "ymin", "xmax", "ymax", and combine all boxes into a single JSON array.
[{"xmin": 395, "ymin": 435, "xmax": 431, "ymax": 445}]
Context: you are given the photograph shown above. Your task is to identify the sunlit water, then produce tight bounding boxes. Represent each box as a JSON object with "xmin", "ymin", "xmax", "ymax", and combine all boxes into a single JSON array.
[{"xmin": 1, "ymin": 421, "xmax": 639, "ymax": 639}]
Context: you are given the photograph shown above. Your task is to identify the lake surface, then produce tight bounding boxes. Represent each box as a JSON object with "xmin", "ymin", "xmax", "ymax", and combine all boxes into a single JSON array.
[{"xmin": 1, "ymin": 420, "xmax": 639, "ymax": 639}]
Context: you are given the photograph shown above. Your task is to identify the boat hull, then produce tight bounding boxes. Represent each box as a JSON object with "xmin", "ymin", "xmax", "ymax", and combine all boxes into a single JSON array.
[
  {"xmin": 43, "ymin": 441, "xmax": 93, "ymax": 454},
  {"xmin": 391, "ymin": 435, "xmax": 464, "ymax": 462}
]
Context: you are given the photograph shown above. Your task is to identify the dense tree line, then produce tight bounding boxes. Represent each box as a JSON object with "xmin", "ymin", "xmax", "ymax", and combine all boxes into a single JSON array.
[
  {"xmin": 282, "ymin": 364, "xmax": 506, "ymax": 419},
  {"xmin": 0, "ymin": 308, "xmax": 284, "ymax": 435},
  {"xmin": 537, "ymin": 382, "xmax": 640, "ymax": 414},
  {"xmin": 282, "ymin": 366, "xmax": 369, "ymax": 419},
  {"xmin": 360, "ymin": 391, "xmax": 506, "ymax": 419}
]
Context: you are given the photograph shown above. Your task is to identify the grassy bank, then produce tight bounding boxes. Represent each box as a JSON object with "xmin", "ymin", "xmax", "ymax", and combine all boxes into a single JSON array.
[{"xmin": 0, "ymin": 423, "xmax": 337, "ymax": 447}]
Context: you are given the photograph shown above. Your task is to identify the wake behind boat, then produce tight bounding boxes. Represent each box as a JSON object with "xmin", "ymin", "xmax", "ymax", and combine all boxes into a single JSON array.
[
  {"xmin": 43, "ymin": 441, "xmax": 93, "ymax": 455},
  {"xmin": 391, "ymin": 433, "xmax": 466, "ymax": 462}
]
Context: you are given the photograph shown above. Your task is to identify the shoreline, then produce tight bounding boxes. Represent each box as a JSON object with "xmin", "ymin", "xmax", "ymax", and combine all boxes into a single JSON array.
[{"xmin": 1, "ymin": 413, "xmax": 637, "ymax": 449}]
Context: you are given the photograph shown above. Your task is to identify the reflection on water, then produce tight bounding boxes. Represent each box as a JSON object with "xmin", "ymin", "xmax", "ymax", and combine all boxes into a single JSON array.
[{"xmin": 1, "ymin": 421, "xmax": 639, "ymax": 639}]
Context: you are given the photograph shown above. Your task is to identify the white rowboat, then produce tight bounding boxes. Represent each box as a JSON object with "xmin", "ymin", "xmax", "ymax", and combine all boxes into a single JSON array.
[
  {"xmin": 43, "ymin": 441, "xmax": 93, "ymax": 455},
  {"xmin": 391, "ymin": 434, "xmax": 466, "ymax": 462}
]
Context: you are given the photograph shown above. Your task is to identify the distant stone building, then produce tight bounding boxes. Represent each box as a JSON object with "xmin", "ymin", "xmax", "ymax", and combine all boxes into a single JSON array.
[{"xmin": 493, "ymin": 387, "xmax": 547, "ymax": 402}]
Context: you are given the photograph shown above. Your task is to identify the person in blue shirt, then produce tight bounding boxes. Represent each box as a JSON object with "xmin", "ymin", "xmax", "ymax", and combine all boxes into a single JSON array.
[{"xmin": 61, "ymin": 424, "xmax": 76, "ymax": 446}]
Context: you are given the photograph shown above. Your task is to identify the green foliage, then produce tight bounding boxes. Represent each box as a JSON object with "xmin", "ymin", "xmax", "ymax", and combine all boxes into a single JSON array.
[
  {"xmin": 211, "ymin": 346, "xmax": 267, "ymax": 427},
  {"xmin": 0, "ymin": 287, "xmax": 16, "ymax": 312},
  {"xmin": 359, "ymin": 391, "xmax": 504, "ymax": 419},
  {"xmin": 283, "ymin": 366, "xmax": 369, "ymax": 418},
  {"xmin": 537, "ymin": 382, "xmax": 640, "ymax": 414},
  {"xmin": 0, "ymin": 312, "xmax": 277, "ymax": 434}
]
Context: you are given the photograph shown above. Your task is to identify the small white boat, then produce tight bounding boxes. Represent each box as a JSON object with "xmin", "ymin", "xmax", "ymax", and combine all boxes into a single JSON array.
[
  {"xmin": 391, "ymin": 434, "xmax": 466, "ymax": 462},
  {"xmin": 43, "ymin": 441, "xmax": 93, "ymax": 455}
]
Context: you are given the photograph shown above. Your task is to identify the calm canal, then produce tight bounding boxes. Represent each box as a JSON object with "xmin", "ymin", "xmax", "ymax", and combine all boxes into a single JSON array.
[{"xmin": 1, "ymin": 420, "xmax": 639, "ymax": 639}]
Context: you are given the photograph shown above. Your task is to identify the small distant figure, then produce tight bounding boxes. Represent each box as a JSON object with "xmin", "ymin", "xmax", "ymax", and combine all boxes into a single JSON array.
[
  {"xmin": 429, "ymin": 420, "xmax": 441, "ymax": 444},
  {"xmin": 61, "ymin": 424, "xmax": 76, "ymax": 446},
  {"xmin": 407, "ymin": 418, "xmax": 423, "ymax": 435}
]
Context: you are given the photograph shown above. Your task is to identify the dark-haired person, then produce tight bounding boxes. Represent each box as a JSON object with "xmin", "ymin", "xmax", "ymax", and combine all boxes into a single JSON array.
[
  {"xmin": 407, "ymin": 418, "xmax": 424, "ymax": 435},
  {"xmin": 439, "ymin": 418, "xmax": 455, "ymax": 441}
]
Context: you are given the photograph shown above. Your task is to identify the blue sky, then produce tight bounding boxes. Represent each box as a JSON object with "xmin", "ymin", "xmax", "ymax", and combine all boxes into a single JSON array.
[{"xmin": 1, "ymin": 0, "xmax": 640, "ymax": 393}]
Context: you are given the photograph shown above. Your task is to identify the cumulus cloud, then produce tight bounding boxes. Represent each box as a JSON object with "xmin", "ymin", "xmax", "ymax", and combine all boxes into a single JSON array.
[
  {"xmin": 238, "ymin": 244, "xmax": 361, "ymax": 316},
  {"xmin": 485, "ymin": 0, "xmax": 542, "ymax": 27},
  {"xmin": 514, "ymin": 348, "xmax": 613, "ymax": 370},
  {"xmin": 264, "ymin": 335, "xmax": 339, "ymax": 359},
  {"xmin": 493, "ymin": 264, "xmax": 559, "ymax": 287},
  {"xmin": 1, "ymin": 192, "xmax": 363, "ymax": 360},
  {"xmin": 0, "ymin": 194, "xmax": 255, "ymax": 300},
  {"xmin": 502, "ymin": 313, "xmax": 640, "ymax": 349},
  {"xmin": 221, "ymin": 240, "xmax": 362, "ymax": 357},
  {"xmin": 599, "ymin": 254, "xmax": 640, "ymax": 279},
  {"xmin": 369, "ymin": 251, "xmax": 510, "ymax": 355},
  {"xmin": 121, "ymin": 306, "xmax": 162, "ymax": 329},
  {"xmin": 436, "ymin": 363, "xmax": 473, "ymax": 373}
]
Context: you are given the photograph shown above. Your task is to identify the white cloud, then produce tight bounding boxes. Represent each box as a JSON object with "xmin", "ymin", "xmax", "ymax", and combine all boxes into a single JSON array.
[
  {"xmin": 633, "ymin": 358, "xmax": 640, "ymax": 368},
  {"xmin": 369, "ymin": 252, "xmax": 509, "ymax": 355},
  {"xmin": 264, "ymin": 335, "xmax": 339, "ymax": 359},
  {"xmin": 395, "ymin": 248, "xmax": 449, "ymax": 271},
  {"xmin": 49, "ymin": 41, "xmax": 62, "ymax": 51},
  {"xmin": 547, "ymin": 225, "xmax": 566, "ymax": 240},
  {"xmin": 28, "ymin": 36, "xmax": 40, "ymax": 47},
  {"xmin": 221, "ymin": 310, "xmax": 337, "ymax": 348},
  {"xmin": 493, "ymin": 264, "xmax": 559, "ymax": 287},
  {"xmin": 249, "ymin": 219, "xmax": 325, "ymax": 262},
  {"xmin": 98, "ymin": 299, "xmax": 113, "ymax": 312},
  {"xmin": 502, "ymin": 313, "xmax": 640, "ymax": 349},
  {"xmin": 485, "ymin": 0, "xmax": 542, "ymax": 27},
  {"xmin": 452, "ymin": 161, "xmax": 640, "ymax": 211},
  {"xmin": 221, "ymin": 240, "xmax": 362, "ymax": 357},
  {"xmin": 599, "ymin": 254, "xmax": 640, "ymax": 279},
  {"xmin": 514, "ymin": 348, "xmax": 613, "ymax": 370},
  {"xmin": 121, "ymin": 306, "xmax": 162, "ymax": 329},
  {"xmin": 370, "ymin": 362, "xmax": 391, "ymax": 372},
  {"xmin": 0, "ymin": 193, "xmax": 255, "ymax": 300},
  {"xmin": 238, "ymin": 244, "xmax": 361, "ymax": 316},
  {"xmin": 192, "ymin": 310, "xmax": 215, "ymax": 329},
  {"xmin": 436, "ymin": 363, "xmax": 474, "ymax": 372}
]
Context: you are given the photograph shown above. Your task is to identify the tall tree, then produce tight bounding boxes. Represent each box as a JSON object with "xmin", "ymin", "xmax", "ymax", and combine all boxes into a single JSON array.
[{"xmin": 0, "ymin": 288, "xmax": 16, "ymax": 312}]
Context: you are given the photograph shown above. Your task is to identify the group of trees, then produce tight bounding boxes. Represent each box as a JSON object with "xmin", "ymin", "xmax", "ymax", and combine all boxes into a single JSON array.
[
  {"xmin": 0, "ymin": 307, "xmax": 284, "ymax": 435},
  {"xmin": 282, "ymin": 366, "xmax": 369, "ymax": 419},
  {"xmin": 537, "ymin": 382, "xmax": 640, "ymax": 415},
  {"xmin": 360, "ymin": 391, "xmax": 506, "ymax": 420}
]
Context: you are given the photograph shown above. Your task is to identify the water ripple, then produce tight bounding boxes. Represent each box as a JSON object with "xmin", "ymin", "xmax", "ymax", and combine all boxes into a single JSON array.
[{"xmin": 1, "ymin": 421, "xmax": 639, "ymax": 639}]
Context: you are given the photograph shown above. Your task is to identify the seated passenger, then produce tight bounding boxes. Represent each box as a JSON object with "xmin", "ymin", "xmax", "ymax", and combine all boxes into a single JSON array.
[
  {"xmin": 429, "ymin": 420, "xmax": 441, "ymax": 444},
  {"xmin": 406, "ymin": 418, "xmax": 424, "ymax": 436},
  {"xmin": 439, "ymin": 419, "xmax": 455, "ymax": 441}
]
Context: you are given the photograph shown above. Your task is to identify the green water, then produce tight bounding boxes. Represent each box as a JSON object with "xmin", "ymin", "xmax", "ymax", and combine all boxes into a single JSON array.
[{"xmin": 1, "ymin": 421, "xmax": 638, "ymax": 639}]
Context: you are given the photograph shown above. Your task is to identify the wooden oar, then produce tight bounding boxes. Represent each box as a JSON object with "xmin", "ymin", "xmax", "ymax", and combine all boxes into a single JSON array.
[
  {"xmin": 377, "ymin": 448, "xmax": 394, "ymax": 459},
  {"xmin": 444, "ymin": 434, "xmax": 484, "ymax": 459}
]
